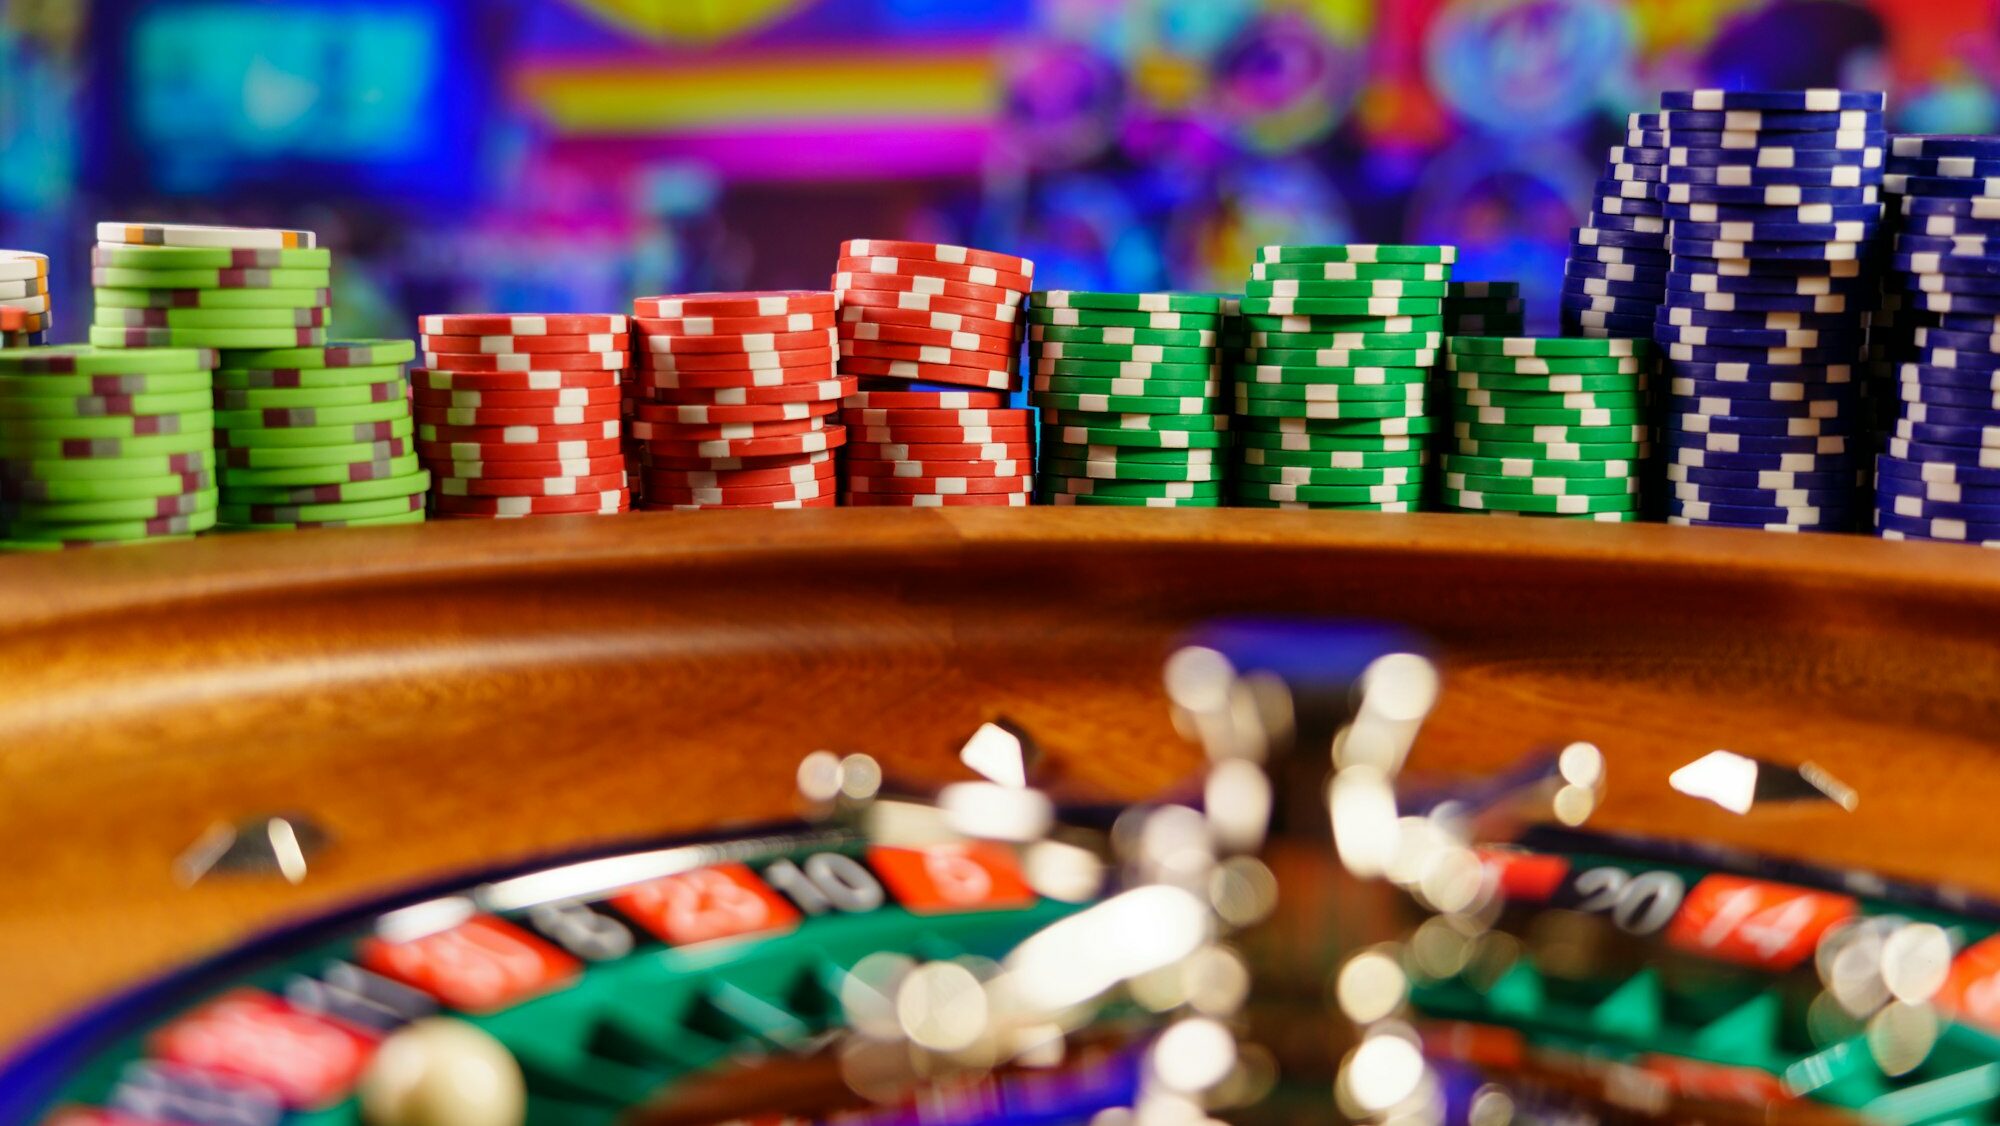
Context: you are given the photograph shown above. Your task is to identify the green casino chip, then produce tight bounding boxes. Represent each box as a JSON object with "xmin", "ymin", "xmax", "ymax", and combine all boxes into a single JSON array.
[
  {"xmin": 1448, "ymin": 336, "xmax": 1652, "ymax": 358},
  {"xmin": 89, "ymin": 326, "xmax": 330, "ymax": 350},
  {"xmin": 1444, "ymin": 471, "xmax": 1638, "ymax": 497},
  {"xmin": 0, "ymin": 451, "xmax": 215, "ymax": 482},
  {"xmin": 1031, "ymin": 290, "xmax": 1224, "ymax": 314},
  {"xmin": 0, "ymin": 346, "xmax": 216, "ymax": 376},
  {"xmin": 1, "ymin": 508, "xmax": 218, "ymax": 542},
  {"xmin": 1251, "ymin": 262, "xmax": 1450, "ymax": 282},
  {"xmin": 235, "ymin": 339, "xmax": 418, "ymax": 369},
  {"xmin": 219, "ymin": 439, "xmax": 411, "ymax": 468},
  {"xmin": 1452, "ymin": 421, "xmax": 1649, "ymax": 444},
  {"xmin": 1033, "ymin": 392, "xmax": 1218, "ymax": 415},
  {"xmin": 1446, "ymin": 353, "xmax": 1649, "ymax": 375},
  {"xmin": 1027, "ymin": 341, "xmax": 1216, "ymax": 364},
  {"xmin": 1040, "ymin": 458, "xmax": 1221, "ymax": 483},
  {"xmin": 1027, "ymin": 324, "xmax": 1219, "ymax": 348},
  {"xmin": 1257, "ymin": 244, "xmax": 1458, "ymax": 264},
  {"xmin": 0, "ymin": 410, "xmax": 213, "ymax": 440},
  {"xmin": 223, "ymin": 469, "xmax": 431, "ymax": 506},
  {"xmin": 1238, "ymin": 347, "xmax": 1437, "ymax": 368},
  {"xmin": 0, "ymin": 390, "xmax": 212, "ymax": 419},
  {"xmin": 218, "ymin": 493, "xmax": 425, "ymax": 524},
  {"xmin": 214, "ymin": 400, "xmax": 407, "ymax": 430},
  {"xmin": 1030, "ymin": 357, "xmax": 1220, "ymax": 381},
  {"xmin": 1238, "ymin": 444, "xmax": 1428, "ymax": 467},
  {"xmin": 1233, "ymin": 397, "xmax": 1427, "ymax": 420},
  {"xmin": 1030, "ymin": 375, "xmax": 1219, "ymax": 397},
  {"xmin": 214, "ymin": 383, "xmax": 405, "ymax": 410},
  {"xmin": 1040, "ymin": 476, "xmax": 1225, "ymax": 498},
  {"xmin": 1042, "ymin": 410, "xmax": 1224, "ymax": 432},
  {"xmin": 1234, "ymin": 480, "xmax": 1427, "ymax": 504},
  {"xmin": 1026, "ymin": 307, "xmax": 1222, "ymax": 330},
  {"xmin": 4, "ymin": 487, "xmax": 218, "ymax": 523},
  {"xmin": 0, "ymin": 371, "xmax": 211, "ymax": 398},
  {"xmin": 219, "ymin": 508, "xmax": 426, "ymax": 531},
  {"xmin": 221, "ymin": 454, "xmax": 419, "ymax": 487},
  {"xmin": 1452, "ymin": 371, "xmax": 1654, "ymax": 394},
  {"xmin": 1, "ymin": 470, "xmax": 214, "ymax": 502},
  {"xmin": 1247, "ymin": 330, "xmax": 1442, "ymax": 351},
  {"xmin": 1238, "ymin": 297, "xmax": 1443, "ymax": 317},
  {"xmin": 1237, "ymin": 382, "xmax": 1428, "ymax": 402},
  {"xmin": 1041, "ymin": 442, "xmax": 1221, "ymax": 466},
  {"xmin": 1233, "ymin": 497, "xmax": 1416, "ymax": 511},
  {"xmin": 1451, "ymin": 406, "xmax": 1648, "ymax": 427},
  {"xmin": 1237, "ymin": 417, "xmax": 1434, "ymax": 440},
  {"xmin": 1243, "ymin": 280, "xmax": 1449, "ymax": 299},
  {"xmin": 92, "ymin": 307, "xmax": 330, "ymax": 330},
  {"xmin": 1234, "ymin": 463, "xmax": 1424, "ymax": 486},
  {"xmin": 1232, "ymin": 364, "xmax": 1430, "ymax": 387},
  {"xmin": 217, "ymin": 416, "xmax": 414, "ymax": 449},
  {"xmin": 0, "ymin": 431, "xmax": 212, "ymax": 459},
  {"xmin": 1043, "ymin": 493, "xmax": 1223, "ymax": 507},
  {"xmin": 1452, "ymin": 437, "xmax": 1650, "ymax": 461},
  {"xmin": 1441, "ymin": 486, "xmax": 1639, "ymax": 514},
  {"xmin": 1242, "ymin": 314, "xmax": 1445, "ymax": 334},
  {"xmin": 216, "ymin": 363, "xmax": 409, "ymax": 390},
  {"xmin": 91, "ymin": 245, "xmax": 331, "ymax": 270},
  {"xmin": 89, "ymin": 266, "xmax": 332, "ymax": 290},
  {"xmin": 1038, "ymin": 424, "xmax": 1230, "ymax": 449},
  {"xmin": 95, "ymin": 286, "xmax": 331, "ymax": 310},
  {"xmin": 1452, "ymin": 389, "xmax": 1647, "ymax": 411},
  {"xmin": 1441, "ymin": 453, "xmax": 1639, "ymax": 479}
]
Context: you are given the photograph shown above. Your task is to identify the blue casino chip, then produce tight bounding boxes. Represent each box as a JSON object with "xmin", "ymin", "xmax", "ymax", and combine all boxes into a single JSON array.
[
  {"xmin": 1902, "ymin": 196, "xmax": 2000, "ymax": 218},
  {"xmin": 1902, "ymin": 215, "xmax": 2000, "ymax": 239},
  {"xmin": 1658, "ymin": 322, "xmax": 1865, "ymax": 349},
  {"xmin": 1887, "ymin": 155, "xmax": 2000, "ymax": 178},
  {"xmin": 1603, "ymin": 164, "xmax": 1666, "ymax": 184},
  {"xmin": 1663, "ymin": 288, "xmax": 1859, "ymax": 313},
  {"xmin": 1876, "ymin": 450, "xmax": 2000, "ymax": 487},
  {"xmin": 1654, "ymin": 129, "xmax": 1889, "ymax": 152},
  {"xmin": 1900, "ymin": 380, "xmax": 2000, "ymax": 409},
  {"xmin": 1663, "ymin": 201, "xmax": 1883, "ymax": 224},
  {"xmin": 1567, "ymin": 260, "xmax": 1668, "ymax": 285},
  {"xmin": 1875, "ymin": 509, "xmax": 2000, "ymax": 541},
  {"xmin": 1916, "ymin": 326, "xmax": 2000, "ymax": 354},
  {"xmin": 1892, "ymin": 251, "xmax": 2000, "ymax": 279},
  {"xmin": 1673, "ymin": 482, "xmax": 1857, "ymax": 509},
  {"xmin": 1900, "ymin": 402, "xmax": 2000, "ymax": 430},
  {"xmin": 1668, "ymin": 462, "xmax": 1861, "ymax": 490},
  {"xmin": 1670, "ymin": 429, "xmax": 1852, "ymax": 456},
  {"xmin": 1662, "ymin": 183, "xmax": 1879, "ymax": 206},
  {"xmin": 1658, "ymin": 306, "xmax": 1863, "ymax": 331},
  {"xmin": 1561, "ymin": 309, "xmax": 1655, "ymax": 336},
  {"xmin": 1562, "ymin": 296, "xmax": 1661, "ymax": 322},
  {"xmin": 1669, "ymin": 368, "xmax": 1858, "ymax": 395},
  {"xmin": 1669, "ymin": 388, "xmax": 1858, "ymax": 417},
  {"xmin": 1888, "ymin": 435, "xmax": 2000, "ymax": 466},
  {"xmin": 1568, "ymin": 241, "xmax": 1671, "ymax": 268},
  {"xmin": 1573, "ymin": 225, "xmax": 1671, "ymax": 249},
  {"xmin": 1669, "ymin": 258, "xmax": 1868, "ymax": 282},
  {"xmin": 1915, "ymin": 291, "xmax": 2000, "ymax": 316},
  {"xmin": 1905, "ymin": 356, "xmax": 2000, "ymax": 380},
  {"xmin": 1884, "ymin": 173, "xmax": 2000, "ymax": 198},
  {"xmin": 1664, "ymin": 164, "xmax": 1883, "ymax": 189},
  {"xmin": 1875, "ymin": 488, "xmax": 2000, "ymax": 523},
  {"xmin": 1597, "ymin": 175, "xmax": 1660, "ymax": 197},
  {"xmin": 1660, "ymin": 89, "xmax": 1885, "ymax": 112},
  {"xmin": 1591, "ymin": 213, "xmax": 1667, "ymax": 235},
  {"xmin": 1893, "ymin": 135, "xmax": 2000, "ymax": 160},
  {"xmin": 1672, "ymin": 219, "xmax": 1878, "ymax": 243},
  {"xmin": 1609, "ymin": 145, "xmax": 1668, "ymax": 165},
  {"xmin": 1567, "ymin": 277, "xmax": 1665, "ymax": 300},
  {"xmin": 1895, "ymin": 419, "xmax": 2000, "ymax": 448},
  {"xmin": 1668, "ymin": 145, "xmax": 1883, "ymax": 169},
  {"xmin": 1673, "ymin": 413, "xmax": 1856, "ymax": 438},
  {"xmin": 1669, "ymin": 237, "xmax": 1867, "ymax": 260},
  {"xmin": 1629, "ymin": 112, "xmax": 1664, "ymax": 130},
  {"xmin": 1895, "ymin": 232, "xmax": 2000, "ymax": 257},
  {"xmin": 1933, "ymin": 313, "xmax": 2000, "ymax": 333},
  {"xmin": 1626, "ymin": 130, "xmax": 1669, "ymax": 148},
  {"xmin": 1660, "ymin": 109, "xmax": 1882, "ymax": 133},
  {"xmin": 1669, "ymin": 341, "xmax": 1862, "ymax": 366},
  {"xmin": 1671, "ymin": 498, "xmax": 1854, "ymax": 527},
  {"xmin": 1595, "ymin": 195, "xmax": 1665, "ymax": 218},
  {"xmin": 1907, "ymin": 273, "xmax": 2000, "ymax": 297}
]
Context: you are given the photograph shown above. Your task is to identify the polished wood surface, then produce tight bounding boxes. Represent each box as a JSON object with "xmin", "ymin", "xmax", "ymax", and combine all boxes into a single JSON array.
[{"xmin": 3, "ymin": 509, "xmax": 2000, "ymax": 1052}]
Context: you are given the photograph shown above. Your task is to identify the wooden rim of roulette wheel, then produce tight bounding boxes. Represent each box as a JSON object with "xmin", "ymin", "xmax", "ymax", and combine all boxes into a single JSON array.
[{"xmin": 5, "ymin": 509, "xmax": 2000, "ymax": 1122}]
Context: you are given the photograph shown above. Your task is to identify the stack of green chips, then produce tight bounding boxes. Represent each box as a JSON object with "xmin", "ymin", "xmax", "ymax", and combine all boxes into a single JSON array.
[
  {"xmin": 1441, "ymin": 336, "xmax": 1653, "ymax": 522},
  {"xmin": 0, "ymin": 346, "xmax": 218, "ymax": 550},
  {"xmin": 214, "ymin": 341, "xmax": 427, "ymax": 530},
  {"xmin": 89, "ymin": 223, "xmax": 332, "ymax": 354},
  {"xmin": 1027, "ymin": 291, "xmax": 1228, "ymax": 506},
  {"xmin": 1443, "ymin": 281, "xmax": 1524, "ymax": 337},
  {"xmin": 1230, "ymin": 245, "xmax": 1454, "ymax": 510}
]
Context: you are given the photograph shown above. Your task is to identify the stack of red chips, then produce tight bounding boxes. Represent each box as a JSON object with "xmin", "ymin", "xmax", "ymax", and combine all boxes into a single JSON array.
[
  {"xmin": 412, "ymin": 314, "xmax": 631, "ymax": 517},
  {"xmin": 834, "ymin": 240, "xmax": 1036, "ymax": 507},
  {"xmin": 627, "ymin": 292, "xmax": 846, "ymax": 508}
]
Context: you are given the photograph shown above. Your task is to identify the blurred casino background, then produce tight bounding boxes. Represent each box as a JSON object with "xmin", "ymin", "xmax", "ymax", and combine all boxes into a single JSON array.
[{"xmin": 1, "ymin": 0, "xmax": 1994, "ymax": 337}]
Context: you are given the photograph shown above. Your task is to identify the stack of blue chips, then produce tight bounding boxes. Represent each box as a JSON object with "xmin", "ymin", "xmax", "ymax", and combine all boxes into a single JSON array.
[
  {"xmin": 1653, "ymin": 88, "xmax": 1887, "ymax": 532},
  {"xmin": 1561, "ymin": 112, "xmax": 1671, "ymax": 339},
  {"xmin": 1875, "ymin": 134, "xmax": 2000, "ymax": 546}
]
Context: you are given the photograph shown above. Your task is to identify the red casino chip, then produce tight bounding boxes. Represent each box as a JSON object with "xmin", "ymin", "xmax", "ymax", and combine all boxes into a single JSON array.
[
  {"xmin": 647, "ymin": 478, "xmax": 835, "ymax": 505},
  {"xmin": 643, "ymin": 378, "xmax": 852, "ymax": 407},
  {"xmin": 418, "ymin": 313, "xmax": 628, "ymax": 336},
  {"xmin": 644, "ymin": 460, "xmax": 836, "ymax": 491},
  {"xmin": 639, "ymin": 345, "xmax": 834, "ymax": 373},
  {"xmin": 109, "ymin": 306, "xmax": 328, "ymax": 328},
  {"xmin": 635, "ymin": 362, "xmax": 841, "ymax": 389},
  {"xmin": 848, "ymin": 440, "xmax": 1033, "ymax": 462},
  {"xmin": 433, "ymin": 489, "xmax": 630, "ymax": 516},
  {"xmin": 627, "ymin": 400, "xmax": 837, "ymax": 425},
  {"xmin": 632, "ymin": 311, "xmax": 835, "ymax": 337},
  {"xmin": 846, "ymin": 491, "xmax": 1030, "ymax": 506},
  {"xmin": 412, "ymin": 368, "xmax": 621, "ymax": 392},
  {"xmin": 416, "ymin": 437, "xmax": 622, "ymax": 462},
  {"xmin": 639, "ymin": 327, "xmax": 835, "ymax": 355},
  {"xmin": 838, "ymin": 339, "xmax": 1015, "ymax": 373},
  {"xmin": 839, "ymin": 318, "xmax": 1015, "ymax": 356},
  {"xmin": 627, "ymin": 416, "xmax": 824, "ymax": 442},
  {"xmin": 834, "ymin": 255, "xmax": 1031, "ymax": 294},
  {"xmin": 833, "ymin": 288, "xmax": 1020, "ymax": 323},
  {"xmin": 418, "ymin": 332, "xmax": 626, "ymax": 355},
  {"xmin": 842, "ymin": 407, "xmax": 1030, "ymax": 428},
  {"xmin": 416, "ymin": 420, "xmax": 620, "ymax": 444},
  {"xmin": 840, "ymin": 238, "xmax": 1035, "ymax": 279},
  {"xmin": 412, "ymin": 402, "xmax": 621, "ymax": 427},
  {"xmin": 650, "ymin": 495, "xmax": 837, "ymax": 510},
  {"xmin": 841, "ymin": 389, "xmax": 1009, "ymax": 410},
  {"xmin": 845, "ymin": 457, "xmax": 1030, "ymax": 478},
  {"xmin": 832, "ymin": 270, "xmax": 1023, "ymax": 307},
  {"xmin": 636, "ymin": 427, "xmax": 847, "ymax": 460},
  {"xmin": 440, "ymin": 454, "xmax": 626, "ymax": 479},
  {"xmin": 838, "ymin": 304, "xmax": 1020, "ymax": 338},
  {"xmin": 837, "ymin": 357, "xmax": 1017, "ymax": 391},
  {"xmin": 853, "ymin": 425, "xmax": 1030, "ymax": 446},
  {"xmin": 633, "ymin": 290, "xmax": 835, "ymax": 318},
  {"xmin": 413, "ymin": 385, "xmax": 621, "ymax": 409},
  {"xmin": 847, "ymin": 474, "xmax": 1033, "ymax": 495},
  {"xmin": 435, "ymin": 470, "xmax": 627, "ymax": 497},
  {"xmin": 639, "ymin": 448, "xmax": 835, "ymax": 472},
  {"xmin": 423, "ymin": 351, "xmax": 627, "ymax": 372}
]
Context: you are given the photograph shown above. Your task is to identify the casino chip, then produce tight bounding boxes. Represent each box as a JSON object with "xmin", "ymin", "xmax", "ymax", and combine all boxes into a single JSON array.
[
  {"xmin": 0, "ymin": 251, "xmax": 51, "ymax": 351},
  {"xmin": 1562, "ymin": 125, "xmax": 1671, "ymax": 340},
  {"xmin": 0, "ymin": 345, "xmax": 220, "ymax": 547}
]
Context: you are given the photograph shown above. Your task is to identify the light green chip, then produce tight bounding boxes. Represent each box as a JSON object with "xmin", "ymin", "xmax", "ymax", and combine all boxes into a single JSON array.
[
  {"xmin": 1441, "ymin": 486, "xmax": 1640, "ymax": 514},
  {"xmin": 91, "ymin": 245, "xmax": 331, "ymax": 270},
  {"xmin": 214, "ymin": 383, "xmax": 405, "ymax": 410},
  {"xmin": 1243, "ymin": 279, "xmax": 1449, "ymax": 299},
  {"xmin": 215, "ymin": 400, "xmax": 409, "ymax": 430},
  {"xmin": 0, "ymin": 410, "xmax": 213, "ymax": 439},
  {"xmin": 223, "ymin": 469, "xmax": 430, "ymax": 506},
  {"xmin": 95, "ymin": 286, "xmax": 331, "ymax": 310},
  {"xmin": 232, "ymin": 340, "xmax": 418, "ymax": 369},
  {"xmin": 0, "ymin": 431, "xmax": 213, "ymax": 459},
  {"xmin": 1, "ymin": 469, "xmax": 214, "ymax": 502},
  {"xmin": 216, "ymin": 363, "xmax": 409, "ymax": 390},
  {"xmin": 217, "ymin": 416, "xmax": 414, "ymax": 449},
  {"xmin": 0, "ymin": 345, "xmax": 216, "ymax": 376},
  {"xmin": 218, "ymin": 508, "xmax": 426, "ymax": 531},
  {"xmin": 1031, "ymin": 290, "xmax": 1224, "ymax": 314},
  {"xmin": 90, "ymin": 325, "xmax": 330, "ymax": 350},
  {"xmin": 0, "ymin": 451, "xmax": 214, "ymax": 481},
  {"xmin": 1257, "ymin": 244, "xmax": 1458, "ymax": 264},
  {"xmin": 1, "ymin": 507, "xmax": 218, "ymax": 541},
  {"xmin": 4, "ymin": 486, "xmax": 217, "ymax": 523},
  {"xmin": 92, "ymin": 307, "xmax": 330, "ymax": 330},
  {"xmin": 221, "ymin": 454, "xmax": 420, "ymax": 488},
  {"xmin": 0, "ymin": 371, "xmax": 212, "ymax": 398},
  {"xmin": 219, "ymin": 492, "xmax": 425, "ymax": 524},
  {"xmin": 220, "ymin": 438, "xmax": 411, "ymax": 468},
  {"xmin": 90, "ymin": 266, "xmax": 332, "ymax": 290},
  {"xmin": 0, "ymin": 390, "xmax": 212, "ymax": 419},
  {"xmin": 1448, "ymin": 336, "xmax": 1653, "ymax": 358}
]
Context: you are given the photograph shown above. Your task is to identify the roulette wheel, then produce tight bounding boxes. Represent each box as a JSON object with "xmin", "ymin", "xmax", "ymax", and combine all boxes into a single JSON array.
[{"xmin": 3, "ymin": 510, "xmax": 2000, "ymax": 1124}]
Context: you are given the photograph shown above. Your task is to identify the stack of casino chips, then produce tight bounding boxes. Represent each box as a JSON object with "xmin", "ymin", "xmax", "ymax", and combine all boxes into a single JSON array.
[
  {"xmin": 834, "ymin": 240, "xmax": 1034, "ymax": 507},
  {"xmin": 1441, "ymin": 336, "xmax": 1651, "ymax": 521},
  {"xmin": 1652, "ymin": 89, "xmax": 1886, "ymax": 532},
  {"xmin": 214, "ymin": 342, "xmax": 427, "ymax": 531},
  {"xmin": 1561, "ymin": 113, "xmax": 1671, "ymax": 339},
  {"xmin": 413, "ymin": 314, "xmax": 630, "ymax": 517},
  {"xmin": 0, "ymin": 250, "xmax": 50, "ymax": 347},
  {"xmin": 1444, "ymin": 281, "xmax": 1523, "ymax": 337},
  {"xmin": 630, "ymin": 293, "xmax": 841, "ymax": 509},
  {"xmin": 0, "ymin": 346, "xmax": 218, "ymax": 549},
  {"xmin": 90, "ymin": 223, "xmax": 328, "ymax": 354},
  {"xmin": 1029, "ymin": 290, "xmax": 1224, "ymax": 507},
  {"xmin": 1873, "ymin": 134, "xmax": 2000, "ymax": 545},
  {"xmin": 1230, "ymin": 244, "xmax": 1451, "ymax": 510}
]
